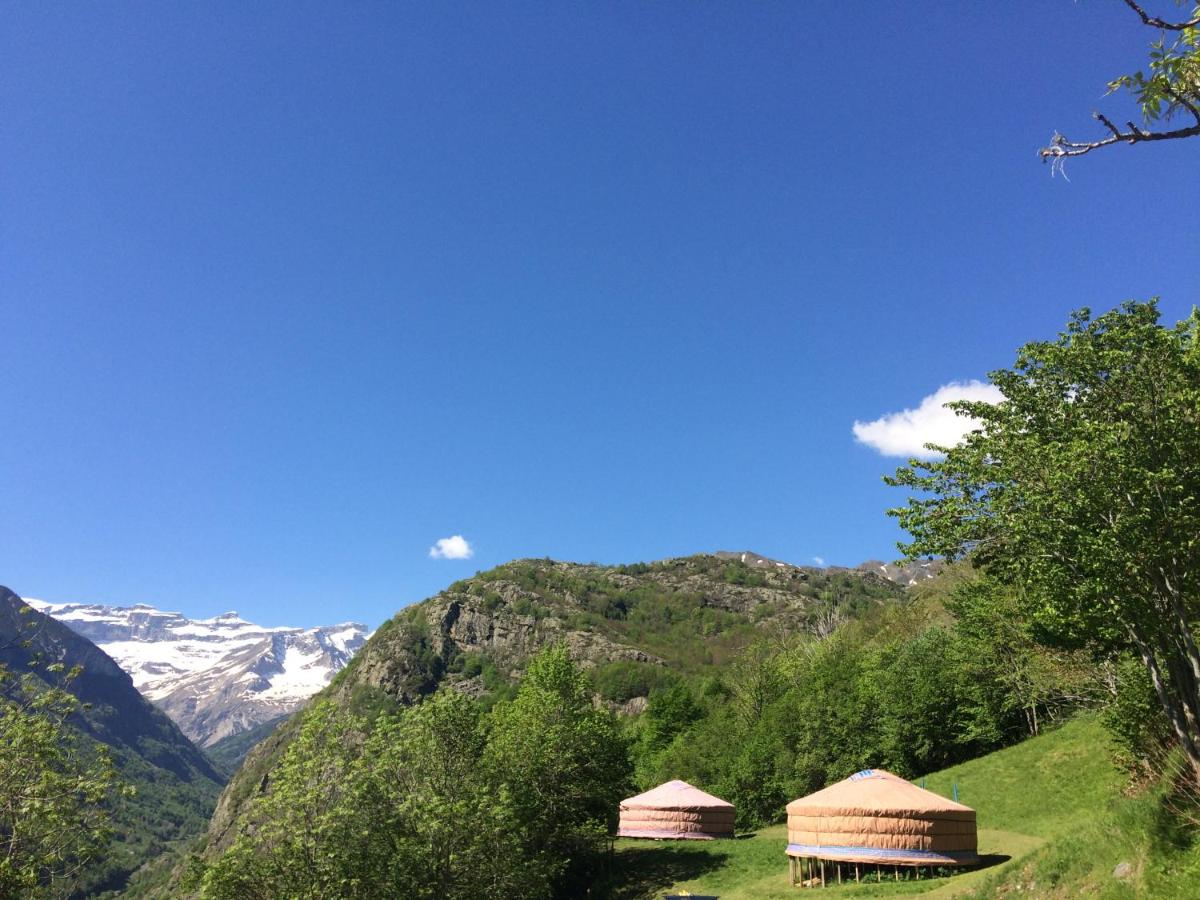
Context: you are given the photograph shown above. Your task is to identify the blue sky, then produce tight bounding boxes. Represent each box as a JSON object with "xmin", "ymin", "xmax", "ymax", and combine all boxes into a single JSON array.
[{"xmin": 2, "ymin": 2, "xmax": 1196, "ymax": 628}]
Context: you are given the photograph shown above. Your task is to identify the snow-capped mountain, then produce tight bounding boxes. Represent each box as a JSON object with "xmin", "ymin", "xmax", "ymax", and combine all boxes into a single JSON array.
[{"xmin": 24, "ymin": 598, "xmax": 369, "ymax": 747}]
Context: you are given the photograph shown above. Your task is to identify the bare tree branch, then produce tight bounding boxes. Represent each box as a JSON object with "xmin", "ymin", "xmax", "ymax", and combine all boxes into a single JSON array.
[
  {"xmin": 1040, "ymin": 2, "xmax": 1200, "ymax": 167},
  {"xmin": 1040, "ymin": 115, "xmax": 1200, "ymax": 168},
  {"xmin": 1121, "ymin": 0, "xmax": 1200, "ymax": 31}
]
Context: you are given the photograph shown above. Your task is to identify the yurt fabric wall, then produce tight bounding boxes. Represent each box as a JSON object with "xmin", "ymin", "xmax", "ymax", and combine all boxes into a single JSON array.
[
  {"xmin": 786, "ymin": 769, "xmax": 978, "ymax": 866},
  {"xmin": 618, "ymin": 780, "xmax": 735, "ymax": 840}
]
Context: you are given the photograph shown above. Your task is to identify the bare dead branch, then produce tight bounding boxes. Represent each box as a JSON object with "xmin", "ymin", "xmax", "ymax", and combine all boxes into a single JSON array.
[
  {"xmin": 1121, "ymin": 0, "xmax": 1200, "ymax": 31},
  {"xmin": 1096, "ymin": 112, "xmax": 1125, "ymax": 138},
  {"xmin": 1040, "ymin": 117, "xmax": 1200, "ymax": 165}
]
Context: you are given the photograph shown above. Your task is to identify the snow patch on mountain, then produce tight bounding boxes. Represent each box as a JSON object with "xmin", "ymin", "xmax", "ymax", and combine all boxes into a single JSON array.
[{"xmin": 25, "ymin": 598, "xmax": 370, "ymax": 747}]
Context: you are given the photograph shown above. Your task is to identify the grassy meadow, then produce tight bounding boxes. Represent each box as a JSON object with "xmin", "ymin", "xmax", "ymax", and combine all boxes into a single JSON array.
[{"xmin": 602, "ymin": 714, "xmax": 1200, "ymax": 898}]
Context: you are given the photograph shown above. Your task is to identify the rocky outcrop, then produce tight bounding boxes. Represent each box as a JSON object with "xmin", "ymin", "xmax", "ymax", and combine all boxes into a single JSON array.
[{"xmin": 856, "ymin": 558, "xmax": 945, "ymax": 587}]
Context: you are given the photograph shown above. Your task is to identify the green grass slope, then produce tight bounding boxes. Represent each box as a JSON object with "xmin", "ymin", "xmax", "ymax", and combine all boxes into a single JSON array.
[{"xmin": 605, "ymin": 715, "xmax": 1139, "ymax": 899}]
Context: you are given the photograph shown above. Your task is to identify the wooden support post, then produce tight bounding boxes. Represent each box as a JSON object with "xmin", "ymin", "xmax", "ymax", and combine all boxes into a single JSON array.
[
  {"xmin": 894, "ymin": 865, "xmax": 900, "ymax": 881},
  {"xmin": 837, "ymin": 862, "xmax": 842, "ymax": 885},
  {"xmin": 789, "ymin": 855, "xmax": 797, "ymax": 886},
  {"xmin": 855, "ymin": 863, "xmax": 860, "ymax": 883},
  {"xmin": 820, "ymin": 859, "xmax": 825, "ymax": 887}
]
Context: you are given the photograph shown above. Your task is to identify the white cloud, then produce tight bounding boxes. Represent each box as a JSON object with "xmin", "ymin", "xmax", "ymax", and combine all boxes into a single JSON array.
[
  {"xmin": 852, "ymin": 380, "xmax": 1003, "ymax": 458},
  {"xmin": 812, "ymin": 556, "xmax": 825, "ymax": 566},
  {"xmin": 429, "ymin": 535, "xmax": 474, "ymax": 560}
]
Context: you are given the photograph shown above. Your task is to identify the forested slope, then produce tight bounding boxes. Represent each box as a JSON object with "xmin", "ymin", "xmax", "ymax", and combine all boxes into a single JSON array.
[
  {"xmin": 0, "ymin": 587, "xmax": 224, "ymax": 896},
  {"xmin": 204, "ymin": 554, "xmax": 905, "ymax": 852}
]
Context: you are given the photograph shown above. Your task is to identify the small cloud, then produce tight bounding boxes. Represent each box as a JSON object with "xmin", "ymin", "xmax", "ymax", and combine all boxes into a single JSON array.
[
  {"xmin": 429, "ymin": 535, "xmax": 474, "ymax": 560},
  {"xmin": 812, "ymin": 556, "xmax": 825, "ymax": 566},
  {"xmin": 852, "ymin": 380, "xmax": 1003, "ymax": 458}
]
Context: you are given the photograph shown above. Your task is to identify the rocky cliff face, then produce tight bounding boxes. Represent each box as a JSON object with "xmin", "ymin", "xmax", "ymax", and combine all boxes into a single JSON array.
[{"xmin": 26, "ymin": 599, "xmax": 368, "ymax": 746}]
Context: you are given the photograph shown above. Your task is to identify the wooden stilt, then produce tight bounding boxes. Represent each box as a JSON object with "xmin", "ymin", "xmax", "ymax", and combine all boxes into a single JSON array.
[
  {"xmin": 894, "ymin": 865, "xmax": 900, "ymax": 881},
  {"xmin": 789, "ymin": 855, "xmax": 797, "ymax": 886},
  {"xmin": 820, "ymin": 858, "xmax": 825, "ymax": 887},
  {"xmin": 855, "ymin": 863, "xmax": 860, "ymax": 883}
]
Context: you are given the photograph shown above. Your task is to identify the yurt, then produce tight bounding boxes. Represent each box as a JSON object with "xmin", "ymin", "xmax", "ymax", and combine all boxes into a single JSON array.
[
  {"xmin": 785, "ymin": 769, "xmax": 977, "ymax": 886},
  {"xmin": 618, "ymin": 780, "xmax": 735, "ymax": 840}
]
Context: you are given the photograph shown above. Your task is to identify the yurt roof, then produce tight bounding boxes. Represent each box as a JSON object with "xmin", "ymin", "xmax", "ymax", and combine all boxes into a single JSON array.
[
  {"xmin": 621, "ymin": 780, "xmax": 734, "ymax": 812},
  {"xmin": 786, "ymin": 769, "xmax": 975, "ymax": 819}
]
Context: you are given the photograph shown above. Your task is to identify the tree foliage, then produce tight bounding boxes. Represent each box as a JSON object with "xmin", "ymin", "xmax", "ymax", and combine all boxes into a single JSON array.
[
  {"xmin": 0, "ymin": 665, "xmax": 126, "ymax": 898},
  {"xmin": 486, "ymin": 646, "xmax": 632, "ymax": 893},
  {"xmin": 199, "ymin": 646, "xmax": 630, "ymax": 900},
  {"xmin": 886, "ymin": 301, "xmax": 1200, "ymax": 783}
]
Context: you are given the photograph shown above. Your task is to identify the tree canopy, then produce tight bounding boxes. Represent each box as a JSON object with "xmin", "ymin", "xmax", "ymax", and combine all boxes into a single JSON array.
[
  {"xmin": 0, "ymin": 664, "xmax": 126, "ymax": 898},
  {"xmin": 198, "ymin": 645, "xmax": 630, "ymax": 900},
  {"xmin": 887, "ymin": 301, "xmax": 1200, "ymax": 782}
]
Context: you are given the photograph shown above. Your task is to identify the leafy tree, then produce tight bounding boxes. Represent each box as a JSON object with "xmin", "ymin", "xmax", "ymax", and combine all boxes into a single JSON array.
[
  {"xmin": 947, "ymin": 576, "xmax": 1105, "ymax": 738},
  {"xmin": 0, "ymin": 666, "xmax": 126, "ymax": 898},
  {"xmin": 887, "ymin": 301, "xmax": 1200, "ymax": 784},
  {"xmin": 203, "ymin": 648, "xmax": 631, "ymax": 900},
  {"xmin": 486, "ymin": 645, "xmax": 631, "ymax": 893},
  {"xmin": 199, "ymin": 700, "xmax": 363, "ymax": 899},
  {"xmin": 1042, "ymin": 1, "xmax": 1200, "ymax": 166},
  {"xmin": 726, "ymin": 638, "xmax": 789, "ymax": 728},
  {"xmin": 351, "ymin": 690, "xmax": 533, "ymax": 900},
  {"xmin": 645, "ymin": 682, "xmax": 701, "ymax": 748},
  {"xmin": 1103, "ymin": 654, "xmax": 1175, "ymax": 778}
]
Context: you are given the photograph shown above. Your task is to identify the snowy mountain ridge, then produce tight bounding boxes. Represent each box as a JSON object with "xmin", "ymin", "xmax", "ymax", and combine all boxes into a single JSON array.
[{"xmin": 25, "ymin": 597, "xmax": 369, "ymax": 747}]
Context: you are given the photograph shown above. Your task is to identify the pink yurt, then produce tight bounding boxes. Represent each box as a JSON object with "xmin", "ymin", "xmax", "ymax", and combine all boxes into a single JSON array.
[
  {"xmin": 786, "ymin": 768, "xmax": 978, "ymax": 885},
  {"xmin": 618, "ymin": 780, "xmax": 735, "ymax": 840}
]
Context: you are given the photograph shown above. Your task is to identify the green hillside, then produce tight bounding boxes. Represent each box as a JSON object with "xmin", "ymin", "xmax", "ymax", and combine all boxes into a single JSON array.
[
  {"xmin": 0, "ymin": 587, "xmax": 225, "ymax": 896},
  {"xmin": 203, "ymin": 555, "xmax": 908, "ymax": 854},
  {"xmin": 193, "ymin": 558, "xmax": 1176, "ymax": 900},
  {"xmin": 605, "ymin": 714, "xmax": 1195, "ymax": 898}
]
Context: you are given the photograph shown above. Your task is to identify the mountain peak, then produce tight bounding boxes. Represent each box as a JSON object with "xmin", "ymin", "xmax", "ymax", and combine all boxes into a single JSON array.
[
  {"xmin": 712, "ymin": 550, "xmax": 795, "ymax": 569},
  {"xmin": 202, "ymin": 611, "xmax": 246, "ymax": 624},
  {"xmin": 27, "ymin": 596, "xmax": 370, "ymax": 747}
]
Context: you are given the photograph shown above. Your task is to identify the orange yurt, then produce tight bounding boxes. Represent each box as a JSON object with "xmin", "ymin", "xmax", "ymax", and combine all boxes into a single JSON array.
[
  {"xmin": 786, "ymin": 769, "xmax": 977, "ymax": 869},
  {"xmin": 618, "ymin": 780, "xmax": 735, "ymax": 840}
]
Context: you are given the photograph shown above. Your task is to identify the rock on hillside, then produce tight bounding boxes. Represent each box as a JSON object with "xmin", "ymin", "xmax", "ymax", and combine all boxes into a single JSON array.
[
  {"xmin": 855, "ymin": 558, "xmax": 944, "ymax": 587},
  {"xmin": 715, "ymin": 549, "xmax": 944, "ymax": 588}
]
